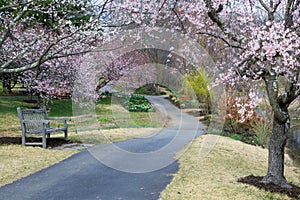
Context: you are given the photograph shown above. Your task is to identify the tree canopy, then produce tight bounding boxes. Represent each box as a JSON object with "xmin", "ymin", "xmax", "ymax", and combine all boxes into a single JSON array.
[{"xmin": 0, "ymin": 0, "xmax": 104, "ymax": 73}]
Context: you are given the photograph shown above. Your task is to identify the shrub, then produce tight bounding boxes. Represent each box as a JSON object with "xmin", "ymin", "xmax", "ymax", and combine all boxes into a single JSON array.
[
  {"xmin": 183, "ymin": 70, "xmax": 211, "ymax": 112},
  {"xmin": 135, "ymin": 84, "xmax": 158, "ymax": 95},
  {"xmin": 122, "ymin": 94, "xmax": 154, "ymax": 112},
  {"xmin": 230, "ymin": 133, "xmax": 242, "ymax": 140},
  {"xmin": 251, "ymin": 96, "xmax": 273, "ymax": 148},
  {"xmin": 251, "ymin": 118, "xmax": 271, "ymax": 148}
]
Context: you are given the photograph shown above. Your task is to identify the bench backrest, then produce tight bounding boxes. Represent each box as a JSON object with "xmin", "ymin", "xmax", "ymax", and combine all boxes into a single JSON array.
[{"xmin": 17, "ymin": 107, "xmax": 49, "ymax": 134}]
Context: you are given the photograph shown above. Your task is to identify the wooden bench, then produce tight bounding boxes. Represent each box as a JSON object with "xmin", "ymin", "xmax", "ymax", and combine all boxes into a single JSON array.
[{"xmin": 17, "ymin": 107, "xmax": 71, "ymax": 148}]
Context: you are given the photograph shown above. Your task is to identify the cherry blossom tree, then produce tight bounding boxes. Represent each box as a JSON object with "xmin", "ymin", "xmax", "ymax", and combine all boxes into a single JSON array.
[
  {"xmin": 18, "ymin": 52, "xmax": 84, "ymax": 104},
  {"xmin": 0, "ymin": 0, "xmax": 105, "ymax": 73},
  {"xmin": 0, "ymin": 0, "xmax": 110, "ymax": 103},
  {"xmin": 200, "ymin": 0, "xmax": 299, "ymax": 188},
  {"xmin": 106, "ymin": 0, "xmax": 300, "ymax": 187}
]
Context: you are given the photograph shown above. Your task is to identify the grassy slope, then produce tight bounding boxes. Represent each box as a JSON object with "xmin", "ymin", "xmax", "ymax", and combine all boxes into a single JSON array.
[{"xmin": 160, "ymin": 135, "xmax": 300, "ymax": 200}]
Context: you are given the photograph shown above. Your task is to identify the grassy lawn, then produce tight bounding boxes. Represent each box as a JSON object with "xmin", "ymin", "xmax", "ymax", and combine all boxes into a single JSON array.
[
  {"xmin": 0, "ymin": 95, "xmax": 164, "ymax": 187},
  {"xmin": 159, "ymin": 135, "xmax": 300, "ymax": 200},
  {"xmin": 96, "ymin": 103, "xmax": 166, "ymax": 129},
  {"xmin": 0, "ymin": 96, "xmax": 164, "ymax": 140},
  {"xmin": 73, "ymin": 97, "xmax": 166, "ymax": 144},
  {"xmin": 96, "ymin": 96, "xmax": 166, "ymax": 129}
]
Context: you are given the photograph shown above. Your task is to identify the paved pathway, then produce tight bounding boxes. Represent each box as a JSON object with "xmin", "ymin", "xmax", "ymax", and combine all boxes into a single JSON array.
[{"xmin": 0, "ymin": 96, "xmax": 206, "ymax": 200}]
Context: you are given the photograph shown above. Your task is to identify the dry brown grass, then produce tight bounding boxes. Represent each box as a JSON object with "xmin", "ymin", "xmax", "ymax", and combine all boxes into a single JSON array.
[
  {"xmin": 76, "ymin": 128, "xmax": 162, "ymax": 144},
  {"xmin": 160, "ymin": 135, "xmax": 300, "ymax": 200},
  {"xmin": 0, "ymin": 145, "xmax": 77, "ymax": 187},
  {"xmin": 0, "ymin": 127, "xmax": 161, "ymax": 188}
]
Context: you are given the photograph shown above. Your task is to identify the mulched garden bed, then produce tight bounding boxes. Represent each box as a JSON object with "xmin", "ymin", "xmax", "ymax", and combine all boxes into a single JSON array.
[
  {"xmin": 0, "ymin": 137, "xmax": 74, "ymax": 148},
  {"xmin": 238, "ymin": 175, "xmax": 300, "ymax": 199}
]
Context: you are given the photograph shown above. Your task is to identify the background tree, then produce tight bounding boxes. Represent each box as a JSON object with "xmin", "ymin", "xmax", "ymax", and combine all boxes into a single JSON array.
[
  {"xmin": 1, "ymin": 72, "xmax": 18, "ymax": 93},
  {"xmin": 18, "ymin": 52, "xmax": 84, "ymax": 104},
  {"xmin": 0, "ymin": 0, "xmax": 110, "ymax": 103},
  {"xmin": 0, "ymin": 0, "xmax": 105, "ymax": 73}
]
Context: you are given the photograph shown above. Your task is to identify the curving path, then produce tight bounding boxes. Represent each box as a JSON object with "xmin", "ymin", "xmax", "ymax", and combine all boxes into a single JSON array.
[{"xmin": 0, "ymin": 96, "xmax": 206, "ymax": 200}]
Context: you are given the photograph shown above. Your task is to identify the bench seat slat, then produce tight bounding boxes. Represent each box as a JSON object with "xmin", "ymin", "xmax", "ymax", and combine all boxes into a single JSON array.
[{"xmin": 24, "ymin": 142, "xmax": 44, "ymax": 146}]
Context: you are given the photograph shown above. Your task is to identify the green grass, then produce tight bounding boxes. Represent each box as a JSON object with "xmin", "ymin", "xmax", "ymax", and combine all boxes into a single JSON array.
[
  {"xmin": 96, "ymin": 105, "xmax": 166, "ymax": 129},
  {"xmin": 95, "ymin": 96, "xmax": 166, "ymax": 129},
  {"xmin": 97, "ymin": 95, "xmax": 112, "ymax": 105},
  {"xmin": 0, "ymin": 95, "xmax": 166, "ymax": 138},
  {"xmin": 0, "ymin": 97, "xmax": 72, "ymax": 117},
  {"xmin": 0, "ymin": 82, "xmax": 28, "ymax": 96},
  {"xmin": 0, "ymin": 97, "xmax": 74, "ymax": 137},
  {"xmin": 0, "ymin": 97, "xmax": 36, "ymax": 137},
  {"xmin": 48, "ymin": 99, "xmax": 73, "ymax": 117},
  {"xmin": 0, "ymin": 97, "xmax": 33, "ymax": 114}
]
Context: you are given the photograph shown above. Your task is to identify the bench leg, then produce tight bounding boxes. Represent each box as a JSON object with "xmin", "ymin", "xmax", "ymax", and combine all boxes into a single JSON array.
[
  {"xmin": 22, "ymin": 131, "xmax": 26, "ymax": 146},
  {"xmin": 64, "ymin": 130, "xmax": 68, "ymax": 140},
  {"xmin": 42, "ymin": 130, "xmax": 47, "ymax": 148}
]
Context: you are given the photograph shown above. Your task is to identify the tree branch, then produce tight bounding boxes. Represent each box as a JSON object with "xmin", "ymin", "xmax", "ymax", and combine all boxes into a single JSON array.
[
  {"xmin": 159, "ymin": 0, "xmax": 168, "ymax": 12},
  {"xmin": 0, "ymin": 7, "xmax": 27, "ymax": 48},
  {"xmin": 278, "ymin": 71, "xmax": 300, "ymax": 105},
  {"xmin": 0, "ymin": 1, "xmax": 34, "ymax": 12},
  {"xmin": 0, "ymin": 35, "xmax": 39, "ymax": 71},
  {"xmin": 99, "ymin": 0, "xmax": 111, "ymax": 14},
  {"xmin": 258, "ymin": 0, "xmax": 271, "ymax": 13},
  {"xmin": 172, "ymin": 7, "xmax": 186, "ymax": 33},
  {"xmin": 272, "ymin": 0, "xmax": 282, "ymax": 12},
  {"xmin": 197, "ymin": 31, "xmax": 244, "ymax": 50},
  {"xmin": 263, "ymin": 75, "xmax": 289, "ymax": 123},
  {"xmin": 204, "ymin": 0, "xmax": 243, "ymax": 44},
  {"xmin": 285, "ymin": 0, "xmax": 295, "ymax": 28}
]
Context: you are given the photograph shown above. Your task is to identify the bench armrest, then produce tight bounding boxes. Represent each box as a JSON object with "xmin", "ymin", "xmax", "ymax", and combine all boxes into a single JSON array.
[{"xmin": 46, "ymin": 117, "xmax": 71, "ymax": 128}]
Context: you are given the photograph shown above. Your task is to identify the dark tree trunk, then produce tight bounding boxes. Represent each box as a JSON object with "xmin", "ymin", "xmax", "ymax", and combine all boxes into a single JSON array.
[
  {"xmin": 28, "ymin": 93, "xmax": 33, "ymax": 101},
  {"xmin": 2, "ymin": 73, "xmax": 12, "ymax": 93},
  {"xmin": 262, "ymin": 115, "xmax": 291, "ymax": 188},
  {"xmin": 262, "ymin": 76, "xmax": 296, "ymax": 188}
]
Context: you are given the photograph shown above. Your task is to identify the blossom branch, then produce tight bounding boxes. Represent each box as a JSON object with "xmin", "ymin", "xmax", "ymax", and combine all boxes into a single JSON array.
[{"xmin": 204, "ymin": 0, "xmax": 243, "ymax": 44}]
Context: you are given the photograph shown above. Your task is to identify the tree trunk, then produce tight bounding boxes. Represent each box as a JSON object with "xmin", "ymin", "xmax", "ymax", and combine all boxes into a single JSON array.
[
  {"xmin": 261, "ymin": 75, "xmax": 298, "ymax": 188},
  {"xmin": 262, "ymin": 115, "xmax": 292, "ymax": 188},
  {"xmin": 2, "ymin": 73, "xmax": 12, "ymax": 93}
]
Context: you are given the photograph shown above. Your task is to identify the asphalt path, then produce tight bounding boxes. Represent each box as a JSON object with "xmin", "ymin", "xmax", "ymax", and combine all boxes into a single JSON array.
[{"xmin": 0, "ymin": 96, "xmax": 206, "ymax": 200}]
